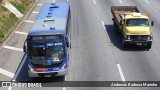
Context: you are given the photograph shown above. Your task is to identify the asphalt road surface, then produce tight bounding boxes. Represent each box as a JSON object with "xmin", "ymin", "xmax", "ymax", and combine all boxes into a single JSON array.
[{"xmin": 0, "ymin": 0, "xmax": 160, "ymax": 90}]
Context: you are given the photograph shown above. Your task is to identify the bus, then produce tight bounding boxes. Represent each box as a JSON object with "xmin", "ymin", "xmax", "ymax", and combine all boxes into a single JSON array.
[{"xmin": 23, "ymin": 2, "xmax": 71, "ymax": 77}]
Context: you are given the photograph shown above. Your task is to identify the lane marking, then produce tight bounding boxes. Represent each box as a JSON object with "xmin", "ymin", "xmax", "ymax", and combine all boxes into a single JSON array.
[
  {"xmin": 4, "ymin": 46, "xmax": 23, "ymax": 52},
  {"xmin": 101, "ymin": 20, "xmax": 106, "ymax": 30},
  {"xmin": 65, "ymin": 75, "xmax": 67, "ymax": 81},
  {"xmin": 37, "ymin": 4, "xmax": 43, "ymax": 6},
  {"xmin": 119, "ymin": 0, "xmax": 123, "ymax": 4},
  {"xmin": 32, "ymin": 11, "xmax": 39, "ymax": 14},
  {"xmin": 93, "ymin": 0, "xmax": 96, "ymax": 4},
  {"xmin": 12, "ymin": 54, "xmax": 27, "ymax": 81},
  {"xmin": 15, "ymin": 31, "xmax": 28, "ymax": 35},
  {"xmin": 117, "ymin": 64, "xmax": 125, "ymax": 81},
  {"xmin": 63, "ymin": 87, "xmax": 66, "ymax": 90},
  {"xmin": 145, "ymin": 0, "xmax": 150, "ymax": 3},
  {"xmin": 24, "ymin": 20, "xmax": 34, "ymax": 23},
  {"xmin": 8, "ymin": 87, "xmax": 12, "ymax": 90},
  {"xmin": 0, "ymin": 68, "xmax": 15, "ymax": 78},
  {"xmin": 62, "ymin": 71, "xmax": 67, "ymax": 90}
]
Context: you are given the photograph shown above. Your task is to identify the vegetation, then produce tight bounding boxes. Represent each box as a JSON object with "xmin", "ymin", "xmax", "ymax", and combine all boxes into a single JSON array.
[
  {"xmin": 0, "ymin": 6, "xmax": 18, "ymax": 38},
  {"xmin": 0, "ymin": 0, "xmax": 33, "ymax": 41},
  {"xmin": 11, "ymin": 0, "xmax": 33, "ymax": 14}
]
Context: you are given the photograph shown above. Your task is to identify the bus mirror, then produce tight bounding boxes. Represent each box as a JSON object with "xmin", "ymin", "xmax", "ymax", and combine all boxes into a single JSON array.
[
  {"xmin": 23, "ymin": 45, "xmax": 26, "ymax": 52},
  {"xmin": 151, "ymin": 21, "xmax": 154, "ymax": 26},
  {"xmin": 65, "ymin": 37, "xmax": 69, "ymax": 47},
  {"xmin": 23, "ymin": 39, "xmax": 27, "ymax": 52},
  {"xmin": 120, "ymin": 20, "xmax": 123, "ymax": 25},
  {"xmin": 66, "ymin": 42, "xmax": 69, "ymax": 47}
]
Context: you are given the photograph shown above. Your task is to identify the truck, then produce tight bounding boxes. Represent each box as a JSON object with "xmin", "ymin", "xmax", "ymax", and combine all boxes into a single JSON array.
[{"xmin": 111, "ymin": 6, "xmax": 153, "ymax": 49}]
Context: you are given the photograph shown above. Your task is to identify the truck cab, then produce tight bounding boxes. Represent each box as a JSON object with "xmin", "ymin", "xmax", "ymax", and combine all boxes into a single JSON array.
[{"xmin": 122, "ymin": 13, "xmax": 153, "ymax": 49}]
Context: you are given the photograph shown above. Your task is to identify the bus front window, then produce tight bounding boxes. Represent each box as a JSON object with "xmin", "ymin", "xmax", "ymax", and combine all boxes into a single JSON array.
[
  {"xmin": 29, "ymin": 43, "xmax": 45, "ymax": 60},
  {"xmin": 46, "ymin": 42, "xmax": 65, "ymax": 63},
  {"xmin": 28, "ymin": 35, "xmax": 65, "ymax": 65}
]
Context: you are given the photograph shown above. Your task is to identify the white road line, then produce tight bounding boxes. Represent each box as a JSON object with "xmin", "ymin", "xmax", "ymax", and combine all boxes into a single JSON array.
[
  {"xmin": 13, "ymin": 54, "xmax": 27, "ymax": 81},
  {"xmin": 101, "ymin": 20, "xmax": 106, "ymax": 30},
  {"xmin": 117, "ymin": 64, "xmax": 125, "ymax": 81},
  {"xmin": 62, "ymin": 72, "xmax": 67, "ymax": 90},
  {"xmin": 0, "ymin": 68, "xmax": 15, "ymax": 78},
  {"xmin": 145, "ymin": 0, "xmax": 150, "ymax": 3},
  {"xmin": 3, "ymin": 46, "xmax": 23, "ymax": 52},
  {"xmin": 8, "ymin": 87, "xmax": 12, "ymax": 90},
  {"xmin": 32, "ymin": 11, "xmax": 39, "ymax": 14},
  {"xmin": 37, "ymin": 4, "xmax": 43, "ymax": 6},
  {"xmin": 63, "ymin": 87, "xmax": 66, "ymax": 90},
  {"xmin": 24, "ymin": 20, "xmax": 34, "ymax": 23},
  {"xmin": 119, "ymin": 0, "xmax": 123, "ymax": 4},
  {"xmin": 15, "ymin": 31, "xmax": 28, "ymax": 35},
  {"xmin": 65, "ymin": 75, "xmax": 67, "ymax": 81},
  {"xmin": 93, "ymin": 0, "xmax": 96, "ymax": 4}
]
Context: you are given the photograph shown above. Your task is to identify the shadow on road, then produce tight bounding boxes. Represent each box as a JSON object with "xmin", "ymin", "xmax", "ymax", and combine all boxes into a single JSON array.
[
  {"xmin": 104, "ymin": 24, "xmax": 149, "ymax": 51},
  {"xmin": 14, "ymin": 54, "xmax": 65, "ymax": 83},
  {"xmin": 104, "ymin": 24, "xmax": 123, "ymax": 50}
]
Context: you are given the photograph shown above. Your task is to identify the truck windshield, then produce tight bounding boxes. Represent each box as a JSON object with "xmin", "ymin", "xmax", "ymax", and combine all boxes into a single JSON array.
[
  {"xmin": 126, "ymin": 19, "xmax": 149, "ymax": 26},
  {"xmin": 28, "ymin": 35, "xmax": 65, "ymax": 64}
]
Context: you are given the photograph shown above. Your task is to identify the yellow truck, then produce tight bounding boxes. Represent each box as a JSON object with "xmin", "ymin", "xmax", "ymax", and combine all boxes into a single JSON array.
[{"xmin": 111, "ymin": 6, "xmax": 153, "ymax": 49}]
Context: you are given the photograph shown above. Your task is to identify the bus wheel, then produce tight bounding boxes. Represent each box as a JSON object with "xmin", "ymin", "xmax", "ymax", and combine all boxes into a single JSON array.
[
  {"xmin": 62, "ymin": 75, "xmax": 66, "ymax": 81},
  {"xmin": 70, "ymin": 34, "xmax": 71, "ymax": 49}
]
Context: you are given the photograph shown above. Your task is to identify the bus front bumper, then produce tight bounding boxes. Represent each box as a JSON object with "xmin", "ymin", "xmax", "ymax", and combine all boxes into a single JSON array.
[{"xmin": 28, "ymin": 68, "xmax": 68, "ymax": 77}]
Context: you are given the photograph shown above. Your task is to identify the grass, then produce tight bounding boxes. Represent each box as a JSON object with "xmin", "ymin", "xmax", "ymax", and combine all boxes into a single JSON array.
[
  {"xmin": 11, "ymin": 0, "xmax": 33, "ymax": 14},
  {"xmin": 0, "ymin": 0, "xmax": 33, "ymax": 41},
  {"xmin": 0, "ymin": 5, "xmax": 18, "ymax": 39}
]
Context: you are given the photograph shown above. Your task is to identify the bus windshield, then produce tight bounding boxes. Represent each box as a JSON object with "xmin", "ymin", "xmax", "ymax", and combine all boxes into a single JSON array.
[
  {"xmin": 126, "ymin": 19, "xmax": 149, "ymax": 26},
  {"xmin": 28, "ymin": 35, "xmax": 65, "ymax": 64}
]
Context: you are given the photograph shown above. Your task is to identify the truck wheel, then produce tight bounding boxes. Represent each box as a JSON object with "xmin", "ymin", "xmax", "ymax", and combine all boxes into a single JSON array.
[
  {"xmin": 123, "ymin": 43, "xmax": 127, "ymax": 49},
  {"xmin": 122, "ymin": 40, "xmax": 127, "ymax": 49},
  {"xmin": 146, "ymin": 43, "xmax": 152, "ymax": 49},
  {"xmin": 114, "ymin": 22, "xmax": 120, "ymax": 35}
]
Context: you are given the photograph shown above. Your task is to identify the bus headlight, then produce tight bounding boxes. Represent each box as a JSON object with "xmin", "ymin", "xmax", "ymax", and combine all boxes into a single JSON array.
[
  {"xmin": 28, "ymin": 65, "xmax": 35, "ymax": 72},
  {"xmin": 61, "ymin": 63, "xmax": 67, "ymax": 69}
]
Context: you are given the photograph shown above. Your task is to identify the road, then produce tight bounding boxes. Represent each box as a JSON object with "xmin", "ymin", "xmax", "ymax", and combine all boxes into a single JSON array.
[{"xmin": 0, "ymin": 0, "xmax": 160, "ymax": 90}]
